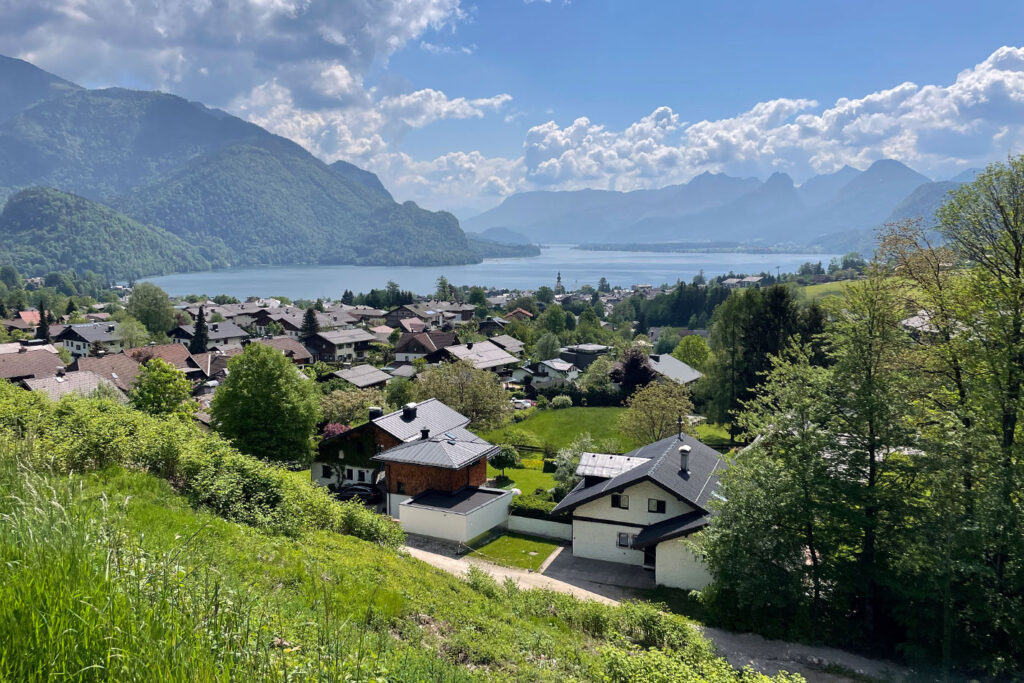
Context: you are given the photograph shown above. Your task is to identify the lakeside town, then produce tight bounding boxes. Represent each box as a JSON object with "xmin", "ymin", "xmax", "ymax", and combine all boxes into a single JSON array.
[{"xmin": 0, "ymin": 262, "xmax": 861, "ymax": 596}]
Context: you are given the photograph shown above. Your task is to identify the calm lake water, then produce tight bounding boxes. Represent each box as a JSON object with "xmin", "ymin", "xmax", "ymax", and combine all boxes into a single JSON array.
[{"xmin": 145, "ymin": 245, "xmax": 838, "ymax": 299}]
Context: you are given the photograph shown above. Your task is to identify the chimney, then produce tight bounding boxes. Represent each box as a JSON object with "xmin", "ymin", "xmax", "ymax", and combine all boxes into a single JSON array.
[
  {"xmin": 56, "ymin": 366, "xmax": 66, "ymax": 377},
  {"xmin": 402, "ymin": 402, "xmax": 418, "ymax": 420},
  {"xmin": 421, "ymin": 428, "xmax": 430, "ymax": 440},
  {"xmin": 17, "ymin": 346, "xmax": 26, "ymax": 353},
  {"xmin": 466, "ymin": 341, "xmax": 473, "ymax": 350},
  {"xmin": 212, "ymin": 323, "xmax": 220, "ymax": 332},
  {"xmin": 368, "ymin": 406, "xmax": 384, "ymax": 420},
  {"xmin": 678, "ymin": 444, "xmax": 691, "ymax": 475},
  {"xmin": 107, "ymin": 324, "xmax": 115, "ymax": 333}
]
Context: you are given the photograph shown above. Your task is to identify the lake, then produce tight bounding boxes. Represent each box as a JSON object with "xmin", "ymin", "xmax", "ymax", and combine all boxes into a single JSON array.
[{"xmin": 144, "ymin": 245, "xmax": 839, "ymax": 299}]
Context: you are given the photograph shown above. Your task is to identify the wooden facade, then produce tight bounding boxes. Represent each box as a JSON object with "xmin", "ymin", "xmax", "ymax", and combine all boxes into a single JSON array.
[{"xmin": 383, "ymin": 457, "xmax": 487, "ymax": 498}]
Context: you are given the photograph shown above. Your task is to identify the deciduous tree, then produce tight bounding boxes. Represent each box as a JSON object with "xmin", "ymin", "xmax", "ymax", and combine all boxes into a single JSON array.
[
  {"xmin": 130, "ymin": 358, "xmax": 196, "ymax": 419},
  {"xmin": 618, "ymin": 380, "xmax": 693, "ymax": 445},
  {"xmin": 210, "ymin": 343, "xmax": 321, "ymax": 463},
  {"xmin": 412, "ymin": 360, "xmax": 511, "ymax": 430}
]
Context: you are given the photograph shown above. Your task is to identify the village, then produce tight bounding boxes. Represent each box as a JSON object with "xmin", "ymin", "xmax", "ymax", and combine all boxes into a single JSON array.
[{"xmin": 0, "ymin": 272, "xmax": 737, "ymax": 595}]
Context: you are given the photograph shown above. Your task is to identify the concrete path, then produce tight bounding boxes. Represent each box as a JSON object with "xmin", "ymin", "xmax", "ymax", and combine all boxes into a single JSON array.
[{"xmin": 403, "ymin": 536, "xmax": 911, "ymax": 682}]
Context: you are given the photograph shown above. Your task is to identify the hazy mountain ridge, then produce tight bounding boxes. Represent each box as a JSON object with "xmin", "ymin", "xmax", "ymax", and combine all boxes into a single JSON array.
[
  {"xmin": 0, "ymin": 55, "xmax": 479, "ymax": 275},
  {"xmin": 0, "ymin": 187, "xmax": 210, "ymax": 278},
  {"xmin": 468, "ymin": 158, "xmax": 966, "ymax": 250}
]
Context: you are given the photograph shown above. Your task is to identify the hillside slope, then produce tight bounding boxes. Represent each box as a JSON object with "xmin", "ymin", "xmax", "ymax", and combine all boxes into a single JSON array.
[
  {"xmin": 0, "ymin": 187, "xmax": 210, "ymax": 278},
  {"xmin": 0, "ymin": 379, "xmax": 796, "ymax": 682},
  {"xmin": 0, "ymin": 55, "xmax": 479, "ymax": 270}
]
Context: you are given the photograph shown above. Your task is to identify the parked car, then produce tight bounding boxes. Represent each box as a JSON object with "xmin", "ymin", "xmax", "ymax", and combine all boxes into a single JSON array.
[
  {"xmin": 335, "ymin": 484, "xmax": 382, "ymax": 504},
  {"xmin": 511, "ymin": 398, "xmax": 535, "ymax": 410}
]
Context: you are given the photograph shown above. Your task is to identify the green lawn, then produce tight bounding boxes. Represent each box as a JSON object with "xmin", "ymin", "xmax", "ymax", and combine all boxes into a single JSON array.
[
  {"xmin": 468, "ymin": 532, "xmax": 560, "ymax": 571},
  {"xmin": 483, "ymin": 406, "xmax": 639, "ymax": 454},
  {"xmin": 488, "ymin": 462, "xmax": 556, "ymax": 493},
  {"xmin": 695, "ymin": 422, "xmax": 735, "ymax": 450}
]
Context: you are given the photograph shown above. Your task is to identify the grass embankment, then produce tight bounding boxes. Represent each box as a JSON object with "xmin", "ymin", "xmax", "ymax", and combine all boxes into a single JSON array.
[
  {"xmin": 0, "ymin": 452, "xmax": 798, "ymax": 682},
  {"xmin": 468, "ymin": 532, "xmax": 560, "ymax": 571},
  {"xmin": 0, "ymin": 383, "xmax": 799, "ymax": 681}
]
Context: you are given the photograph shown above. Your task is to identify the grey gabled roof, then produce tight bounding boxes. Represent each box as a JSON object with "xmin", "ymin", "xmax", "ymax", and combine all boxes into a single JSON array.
[
  {"xmin": 335, "ymin": 364, "xmax": 391, "ymax": 388},
  {"xmin": 372, "ymin": 427, "xmax": 497, "ymax": 469},
  {"xmin": 314, "ymin": 328, "xmax": 376, "ymax": 346},
  {"xmin": 489, "ymin": 334, "xmax": 524, "ymax": 354},
  {"xmin": 371, "ymin": 398, "xmax": 470, "ymax": 442},
  {"xmin": 648, "ymin": 354, "xmax": 702, "ymax": 384},
  {"xmin": 57, "ymin": 322, "xmax": 125, "ymax": 344},
  {"xmin": 175, "ymin": 321, "xmax": 248, "ymax": 342},
  {"xmin": 552, "ymin": 433, "xmax": 726, "ymax": 515},
  {"xmin": 444, "ymin": 340, "xmax": 519, "ymax": 370}
]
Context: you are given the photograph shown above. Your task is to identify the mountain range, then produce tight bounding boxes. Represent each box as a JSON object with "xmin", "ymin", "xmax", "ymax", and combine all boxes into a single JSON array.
[
  {"xmin": 466, "ymin": 159, "xmax": 973, "ymax": 253},
  {"xmin": 0, "ymin": 55, "xmax": 478, "ymax": 279}
]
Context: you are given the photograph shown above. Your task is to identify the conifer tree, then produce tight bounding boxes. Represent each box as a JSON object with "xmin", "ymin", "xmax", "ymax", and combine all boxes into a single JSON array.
[
  {"xmin": 189, "ymin": 306, "xmax": 209, "ymax": 354},
  {"xmin": 300, "ymin": 306, "xmax": 320, "ymax": 341}
]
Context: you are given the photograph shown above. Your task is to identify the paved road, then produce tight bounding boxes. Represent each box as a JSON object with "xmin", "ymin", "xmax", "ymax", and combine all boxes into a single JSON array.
[{"xmin": 403, "ymin": 538, "xmax": 911, "ymax": 682}]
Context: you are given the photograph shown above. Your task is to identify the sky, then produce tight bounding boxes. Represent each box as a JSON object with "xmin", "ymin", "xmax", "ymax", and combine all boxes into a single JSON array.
[{"xmin": 2, "ymin": 1, "xmax": 1024, "ymax": 216}]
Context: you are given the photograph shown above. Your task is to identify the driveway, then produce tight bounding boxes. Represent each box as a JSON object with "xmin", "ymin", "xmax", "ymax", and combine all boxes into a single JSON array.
[{"xmin": 403, "ymin": 534, "xmax": 911, "ymax": 682}]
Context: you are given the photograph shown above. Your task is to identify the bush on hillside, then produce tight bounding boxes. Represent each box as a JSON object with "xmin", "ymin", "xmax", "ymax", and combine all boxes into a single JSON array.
[
  {"xmin": 551, "ymin": 395, "xmax": 573, "ymax": 409},
  {"xmin": 0, "ymin": 382, "xmax": 403, "ymax": 549}
]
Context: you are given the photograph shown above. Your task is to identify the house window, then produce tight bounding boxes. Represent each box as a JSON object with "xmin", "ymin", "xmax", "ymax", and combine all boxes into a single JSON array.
[
  {"xmin": 321, "ymin": 464, "xmax": 333, "ymax": 478},
  {"xmin": 397, "ymin": 481, "xmax": 405, "ymax": 494},
  {"xmin": 357, "ymin": 470, "xmax": 366, "ymax": 482},
  {"xmin": 345, "ymin": 468, "xmax": 353, "ymax": 480},
  {"xmin": 616, "ymin": 532, "xmax": 631, "ymax": 548},
  {"xmin": 648, "ymin": 498, "xmax": 666, "ymax": 514},
  {"xmin": 611, "ymin": 494, "xmax": 629, "ymax": 509}
]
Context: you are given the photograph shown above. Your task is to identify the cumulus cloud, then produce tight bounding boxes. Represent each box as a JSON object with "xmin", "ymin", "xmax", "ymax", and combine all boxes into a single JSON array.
[
  {"xmin": 510, "ymin": 46, "xmax": 1024, "ymax": 198},
  {"xmin": 2, "ymin": 4, "xmax": 1023, "ymax": 215}
]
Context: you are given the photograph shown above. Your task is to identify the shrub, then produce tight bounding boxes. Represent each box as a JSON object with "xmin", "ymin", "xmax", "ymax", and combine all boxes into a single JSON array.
[
  {"xmin": 536, "ymin": 395, "xmax": 549, "ymax": 410},
  {"xmin": 509, "ymin": 494, "xmax": 559, "ymax": 521},
  {"xmin": 551, "ymin": 395, "xmax": 573, "ymax": 409}
]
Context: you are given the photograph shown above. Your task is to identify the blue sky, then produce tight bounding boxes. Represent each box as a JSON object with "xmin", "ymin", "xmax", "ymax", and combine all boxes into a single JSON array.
[
  {"xmin": 2, "ymin": 1, "xmax": 1024, "ymax": 214},
  {"xmin": 389, "ymin": 1, "xmax": 1024, "ymax": 160}
]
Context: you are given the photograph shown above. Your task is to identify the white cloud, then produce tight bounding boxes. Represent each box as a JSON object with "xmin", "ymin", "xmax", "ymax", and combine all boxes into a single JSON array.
[{"xmin": 420, "ymin": 41, "xmax": 475, "ymax": 55}]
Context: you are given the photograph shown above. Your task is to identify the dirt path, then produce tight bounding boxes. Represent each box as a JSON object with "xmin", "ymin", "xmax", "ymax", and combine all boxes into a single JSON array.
[{"xmin": 404, "ymin": 539, "xmax": 911, "ymax": 682}]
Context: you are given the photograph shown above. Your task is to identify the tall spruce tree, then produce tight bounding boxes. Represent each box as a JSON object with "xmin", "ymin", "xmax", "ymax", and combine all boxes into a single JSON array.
[
  {"xmin": 35, "ymin": 306, "xmax": 50, "ymax": 341},
  {"xmin": 300, "ymin": 306, "xmax": 320, "ymax": 341},
  {"xmin": 189, "ymin": 306, "xmax": 209, "ymax": 354}
]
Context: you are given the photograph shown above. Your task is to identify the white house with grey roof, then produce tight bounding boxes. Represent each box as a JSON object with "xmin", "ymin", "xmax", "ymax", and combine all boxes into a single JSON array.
[{"xmin": 552, "ymin": 433, "xmax": 726, "ymax": 590}]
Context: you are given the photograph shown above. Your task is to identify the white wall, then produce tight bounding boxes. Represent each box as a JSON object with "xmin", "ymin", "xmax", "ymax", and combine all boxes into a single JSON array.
[
  {"xmin": 398, "ymin": 505, "xmax": 468, "ymax": 540},
  {"xmin": 463, "ymin": 490, "xmax": 513, "ymax": 542},
  {"xmin": 396, "ymin": 489, "xmax": 512, "ymax": 543},
  {"xmin": 655, "ymin": 538, "xmax": 712, "ymax": 590},
  {"xmin": 311, "ymin": 461, "xmax": 340, "ymax": 488},
  {"xmin": 573, "ymin": 480, "xmax": 694, "ymax": 527},
  {"xmin": 571, "ymin": 519, "xmax": 646, "ymax": 565},
  {"xmin": 387, "ymin": 493, "xmax": 411, "ymax": 518},
  {"xmin": 507, "ymin": 515, "xmax": 572, "ymax": 541}
]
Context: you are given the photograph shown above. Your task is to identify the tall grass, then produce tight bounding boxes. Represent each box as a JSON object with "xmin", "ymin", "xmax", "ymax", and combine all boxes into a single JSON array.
[{"xmin": 0, "ymin": 439, "xmax": 450, "ymax": 682}]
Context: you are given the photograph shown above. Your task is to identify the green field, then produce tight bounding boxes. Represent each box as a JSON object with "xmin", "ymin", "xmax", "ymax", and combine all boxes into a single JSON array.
[
  {"xmin": 797, "ymin": 279, "xmax": 855, "ymax": 302},
  {"xmin": 482, "ymin": 406, "xmax": 640, "ymax": 454},
  {"xmin": 468, "ymin": 532, "xmax": 560, "ymax": 571}
]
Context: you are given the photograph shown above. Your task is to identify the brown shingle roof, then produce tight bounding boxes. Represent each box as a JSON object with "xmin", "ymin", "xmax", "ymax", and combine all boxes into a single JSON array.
[
  {"xmin": 74, "ymin": 353, "xmax": 141, "ymax": 392},
  {"xmin": 127, "ymin": 343, "xmax": 195, "ymax": 370},
  {"xmin": 0, "ymin": 349, "xmax": 65, "ymax": 381},
  {"xmin": 256, "ymin": 336, "xmax": 312, "ymax": 362},
  {"xmin": 394, "ymin": 331, "xmax": 458, "ymax": 354},
  {"xmin": 22, "ymin": 370, "xmax": 124, "ymax": 401}
]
